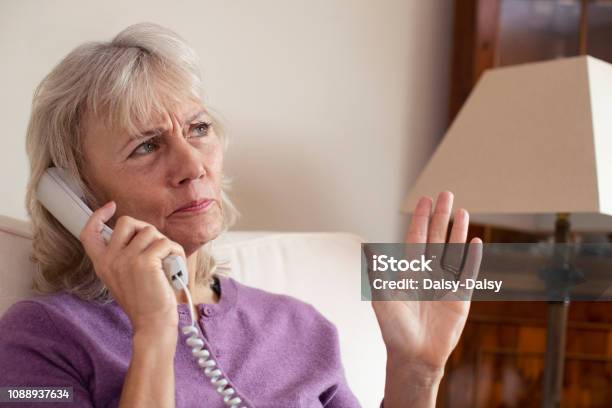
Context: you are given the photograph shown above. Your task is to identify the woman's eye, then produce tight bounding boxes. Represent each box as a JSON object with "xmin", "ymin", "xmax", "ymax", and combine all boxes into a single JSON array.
[
  {"xmin": 192, "ymin": 121, "xmax": 212, "ymax": 137},
  {"xmin": 131, "ymin": 139, "xmax": 159, "ymax": 157}
]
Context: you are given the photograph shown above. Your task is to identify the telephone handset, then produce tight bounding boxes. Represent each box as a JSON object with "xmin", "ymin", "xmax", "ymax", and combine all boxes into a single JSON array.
[
  {"xmin": 36, "ymin": 167, "xmax": 188, "ymax": 290},
  {"xmin": 36, "ymin": 167, "xmax": 246, "ymax": 407}
]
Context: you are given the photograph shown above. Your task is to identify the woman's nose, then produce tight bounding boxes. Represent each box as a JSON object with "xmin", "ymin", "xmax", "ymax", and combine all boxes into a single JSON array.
[{"xmin": 168, "ymin": 138, "xmax": 206, "ymax": 186}]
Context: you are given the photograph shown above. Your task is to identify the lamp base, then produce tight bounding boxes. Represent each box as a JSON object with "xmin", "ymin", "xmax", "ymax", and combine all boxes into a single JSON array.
[{"xmin": 542, "ymin": 300, "xmax": 569, "ymax": 408}]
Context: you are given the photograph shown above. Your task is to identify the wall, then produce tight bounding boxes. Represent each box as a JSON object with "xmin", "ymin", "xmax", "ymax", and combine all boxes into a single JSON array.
[{"xmin": 0, "ymin": 0, "xmax": 453, "ymax": 242}]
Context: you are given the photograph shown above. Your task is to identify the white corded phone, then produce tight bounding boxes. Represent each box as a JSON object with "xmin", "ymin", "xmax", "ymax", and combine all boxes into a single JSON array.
[{"xmin": 36, "ymin": 167, "xmax": 246, "ymax": 408}]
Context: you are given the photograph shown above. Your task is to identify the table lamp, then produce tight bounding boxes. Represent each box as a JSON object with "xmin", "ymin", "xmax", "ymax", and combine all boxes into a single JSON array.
[{"xmin": 402, "ymin": 55, "xmax": 612, "ymax": 408}]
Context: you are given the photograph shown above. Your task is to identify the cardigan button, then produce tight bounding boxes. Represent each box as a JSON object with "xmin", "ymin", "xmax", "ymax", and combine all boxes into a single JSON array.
[{"xmin": 203, "ymin": 306, "xmax": 214, "ymax": 317}]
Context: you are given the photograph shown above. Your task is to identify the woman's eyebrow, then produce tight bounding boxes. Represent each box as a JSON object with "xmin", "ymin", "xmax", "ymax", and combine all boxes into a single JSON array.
[
  {"xmin": 135, "ymin": 109, "xmax": 206, "ymax": 135},
  {"xmin": 184, "ymin": 109, "xmax": 207, "ymax": 123},
  {"xmin": 136, "ymin": 110, "xmax": 207, "ymax": 137},
  {"xmin": 138, "ymin": 127, "xmax": 164, "ymax": 138}
]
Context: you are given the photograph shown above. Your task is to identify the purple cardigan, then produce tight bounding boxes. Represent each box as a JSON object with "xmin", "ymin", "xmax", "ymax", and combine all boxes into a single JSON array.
[{"xmin": 0, "ymin": 275, "xmax": 374, "ymax": 407}]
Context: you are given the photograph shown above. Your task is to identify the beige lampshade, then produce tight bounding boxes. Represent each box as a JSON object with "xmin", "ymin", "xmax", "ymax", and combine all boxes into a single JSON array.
[{"xmin": 402, "ymin": 56, "xmax": 612, "ymax": 232}]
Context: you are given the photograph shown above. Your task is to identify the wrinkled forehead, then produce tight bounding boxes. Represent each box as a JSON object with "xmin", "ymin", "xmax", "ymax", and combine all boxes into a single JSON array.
[{"xmin": 122, "ymin": 97, "xmax": 208, "ymax": 137}]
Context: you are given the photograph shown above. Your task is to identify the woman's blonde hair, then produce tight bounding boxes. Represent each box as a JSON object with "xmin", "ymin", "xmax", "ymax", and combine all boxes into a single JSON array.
[{"xmin": 24, "ymin": 22, "xmax": 240, "ymax": 303}]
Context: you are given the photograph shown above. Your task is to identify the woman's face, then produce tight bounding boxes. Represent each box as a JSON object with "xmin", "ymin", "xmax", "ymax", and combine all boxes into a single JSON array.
[{"xmin": 81, "ymin": 98, "xmax": 224, "ymax": 256}]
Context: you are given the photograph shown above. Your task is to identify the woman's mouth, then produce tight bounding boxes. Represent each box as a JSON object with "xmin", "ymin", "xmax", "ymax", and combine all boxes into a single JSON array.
[{"xmin": 173, "ymin": 199, "xmax": 214, "ymax": 214}]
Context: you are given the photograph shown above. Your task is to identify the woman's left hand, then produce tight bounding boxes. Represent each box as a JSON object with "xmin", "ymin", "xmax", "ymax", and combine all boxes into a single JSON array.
[{"xmin": 371, "ymin": 191, "xmax": 482, "ymax": 407}]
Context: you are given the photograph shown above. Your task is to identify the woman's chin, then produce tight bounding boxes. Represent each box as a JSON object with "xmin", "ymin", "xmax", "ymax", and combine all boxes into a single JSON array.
[{"xmin": 168, "ymin": 223, "xmax": 223, "ymax": 253}]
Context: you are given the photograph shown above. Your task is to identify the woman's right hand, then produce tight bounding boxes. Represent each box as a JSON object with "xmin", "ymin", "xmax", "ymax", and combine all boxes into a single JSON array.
[{"xmin": 79, "ymin": 201, "xmax": 185, "ymax": 336}]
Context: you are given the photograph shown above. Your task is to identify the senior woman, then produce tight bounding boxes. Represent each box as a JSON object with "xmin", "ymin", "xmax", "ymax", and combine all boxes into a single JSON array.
[{"xmin": 0, "ymin": 23, "xmax": 481, "ymax": 408}]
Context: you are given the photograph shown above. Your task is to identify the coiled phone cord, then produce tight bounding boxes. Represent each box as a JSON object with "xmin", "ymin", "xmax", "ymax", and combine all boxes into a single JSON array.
[{"xmin": 177, "ymin": 278, "xmax": 246, "ymax": 407}]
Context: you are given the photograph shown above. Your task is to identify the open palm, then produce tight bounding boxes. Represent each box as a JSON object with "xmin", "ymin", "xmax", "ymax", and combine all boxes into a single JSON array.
[{"xmin": 371, "ymin": 192, "xmax": 482, "ymax": 370}]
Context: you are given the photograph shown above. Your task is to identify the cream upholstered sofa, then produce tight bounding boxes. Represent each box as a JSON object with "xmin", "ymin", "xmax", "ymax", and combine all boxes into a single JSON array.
[{"xmin": 0, "ymin": 215, "xmax": 386, "ymax": 407}]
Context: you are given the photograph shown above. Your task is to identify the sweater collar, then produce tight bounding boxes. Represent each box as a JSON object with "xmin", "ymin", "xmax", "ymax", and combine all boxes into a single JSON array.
[{"xmin": 177, "ymin": 274, "xmax": 237, "ymax": 320}]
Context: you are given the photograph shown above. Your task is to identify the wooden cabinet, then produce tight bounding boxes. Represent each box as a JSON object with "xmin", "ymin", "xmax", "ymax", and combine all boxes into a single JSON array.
[
  {"xmin": 442, "ymin": 1, "xmax": 612, "ymax": 406},
  {"xmin": 442, "ymin": 301, "xmax": 612, "ymax": 407}
]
